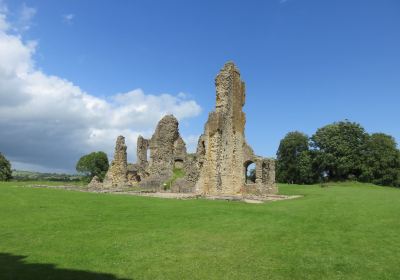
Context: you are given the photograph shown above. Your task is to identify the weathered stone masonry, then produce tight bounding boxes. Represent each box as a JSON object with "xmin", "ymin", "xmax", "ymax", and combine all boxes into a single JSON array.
[
  {"xmin": 103, "ymin": 135, "xmax": 128, "ymax": 188},
  {"xmin": 195, "ymin": 62, "xmax": 277, "ymax": 195},
  {"xmin": 99, "ymin": 62, "xmax": 277, "ymax": 196}
]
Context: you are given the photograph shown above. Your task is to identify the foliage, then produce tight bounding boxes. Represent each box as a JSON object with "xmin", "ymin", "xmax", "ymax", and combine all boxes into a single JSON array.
[
  {"xmin": 276, "ymin": 120, "xmax": 400, "ymax": 187},
  {"xmin": 310, "ymin": 120, "xmax": 369, "ymax": 181},
  {"xmin": 1, "ymin": 181, "xmax": 400, "ymax": 279},
  {"xmin": 276, "ymin": 131, "xmax": 316, "ymax": 184},
  {"xmin": 0, "ymin": 153, "xmax": 12, "ymax": 181},
  {"xmin": 76, "ymin": 152, "xmax": 109, "ymax": 182},
  {"xmin": 360, "ymin": 133, "xmax": 400, "ymax": 187}
]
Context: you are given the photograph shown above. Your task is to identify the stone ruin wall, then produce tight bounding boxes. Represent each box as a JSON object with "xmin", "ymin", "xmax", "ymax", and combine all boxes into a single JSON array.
[
  {"xmin": 139, "ymin": 115, "xmax": 188, "ymax": 188},
  {"xmin": 195, "ymin": 63, "xmax": 246, "ymax": 195},
  {"xmin": 194, "ymin": 62, "xmax": 276, "ymax": 195},
  {"xmin": 102, "ymin": 135, "xmax": 128, "ymax": 188},
  {"xmin": 97, "ymin": 62, "xmax": 276, "ymax": 196}
]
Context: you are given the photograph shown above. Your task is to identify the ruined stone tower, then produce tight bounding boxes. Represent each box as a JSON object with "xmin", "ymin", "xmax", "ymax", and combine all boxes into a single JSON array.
[
  {"xmin": 103, "ymin": 135, "xmax": 128, "ymax": 188},
  {"xmin": 195, "ymin": 62, "xmax": 277, "ymax": 195}
]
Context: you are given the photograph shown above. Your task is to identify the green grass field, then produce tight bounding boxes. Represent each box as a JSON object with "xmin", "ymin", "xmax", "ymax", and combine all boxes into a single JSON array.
[{"xmin": 1, "ymin": 181, "xmax": 399, "ymax": 279}]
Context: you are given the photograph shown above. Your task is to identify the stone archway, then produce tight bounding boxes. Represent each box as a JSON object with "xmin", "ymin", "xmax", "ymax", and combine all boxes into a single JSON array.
[
  {"xmin": 174, "ymin": 158, "xmax": 184, "ymax": 169},
  {"xmin": 244, "ymin": 160, "xmax": 256, "ymax": 184}
]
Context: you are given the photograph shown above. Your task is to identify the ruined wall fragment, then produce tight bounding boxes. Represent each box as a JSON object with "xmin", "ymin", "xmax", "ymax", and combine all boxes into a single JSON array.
[
  {"xmin": 103, "ymin": 135, "xmax": 128, "ymax": 188},
  {"xmin": 195, "ymin": 62, "xmax": 277, "ymax": 195},
  {"xmin": 139, "ymin": 115, "xmax": 185, "ymax": 189},
  {"xmin": 137, "ymin": 136, "xmax": 149, "ymax": 167},
  {"xmin": 195, "ymin": 62, "xmax": 246, "ymax": 195}
]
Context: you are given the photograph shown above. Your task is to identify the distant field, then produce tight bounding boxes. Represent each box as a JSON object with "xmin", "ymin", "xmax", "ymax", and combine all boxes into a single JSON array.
[
  {"xmin": 1, "ymin": 181, "xmax": 399, "ymax": 279},
  {"xmin": 11, "ymin": 170, "xmax": 83, "ymax": 182}
]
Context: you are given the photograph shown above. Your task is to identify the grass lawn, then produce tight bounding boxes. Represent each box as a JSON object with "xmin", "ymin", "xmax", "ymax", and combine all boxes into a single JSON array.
[{"xmin": 0, "ymin": 181, "xmax": 399, "ymax": 279}]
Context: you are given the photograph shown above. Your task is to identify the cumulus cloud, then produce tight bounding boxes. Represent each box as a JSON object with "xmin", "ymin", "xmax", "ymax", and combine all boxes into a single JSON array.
[{"xmin": 0, "ymin": 9, "xmax": 201, "ymax": 173}]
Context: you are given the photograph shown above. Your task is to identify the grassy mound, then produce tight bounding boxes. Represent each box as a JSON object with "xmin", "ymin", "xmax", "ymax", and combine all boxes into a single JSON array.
[{"xmin": 0, "ymin": 181, "xmax": 399, "ymax": 279}]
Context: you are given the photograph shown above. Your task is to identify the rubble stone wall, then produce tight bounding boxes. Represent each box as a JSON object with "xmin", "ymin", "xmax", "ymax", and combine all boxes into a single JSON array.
[
  {"xmin": 97, "ymin": 62, "xmax": 276, "ymax": 196},
  {"xmin": 195, "ymin": 62, "xmax": 277, "ymax": 195},
  {"xmin": 137, "ymin": 136, "xmax": 149, "ymax": 167},
  {"xmin": 103, "ymin": 135, "xmax": 128, "ymax": 188}
]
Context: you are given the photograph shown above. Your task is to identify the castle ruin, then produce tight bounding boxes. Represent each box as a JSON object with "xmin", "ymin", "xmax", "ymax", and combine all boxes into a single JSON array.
[{"xmin": 99, "ymin": 62, "xmax": 277, "ymax": 196}]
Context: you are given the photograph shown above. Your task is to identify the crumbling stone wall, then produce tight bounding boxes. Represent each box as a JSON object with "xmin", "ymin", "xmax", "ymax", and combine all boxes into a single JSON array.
[
  {"xmin": 147, "ymin": 115, "xmax": 179, "ymax": 177},
  {"xmin": 97, "ymin": 62, "xmax": 276, "ymax": 195},
  {"xmin": 195, "ymin": 62, "xmax": 247, "ymax": 195},
  {"xmin": 137, "ymin": 136, "xmax": 149, "ymax": 167},
  {"xmin": 87, "ymin": 175, "xmax": 102, "ymax": 189},
  {"xmin": 139, "ymin": 115, "xmax": 188, "ymax": 189},
  {"xmin": 173, "ymin": 137, "xmax": 187, "ymax": 169},
  {"xmin": 103, "ymin": 135, "xmax": 128, "ymax": 188},
  {"xmin": 195, "ymin": 62, "xmax": 277, "ymax": 195}
]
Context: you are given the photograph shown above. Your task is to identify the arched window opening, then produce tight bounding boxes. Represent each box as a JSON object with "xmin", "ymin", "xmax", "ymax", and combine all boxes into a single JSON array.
[
  {"xmin": 146, "ymin": 148, "xmax": 150, "ymax": 161},
  {"xmin": 245, "ymin": 161, "xmax": 256, "ymax": 184}
]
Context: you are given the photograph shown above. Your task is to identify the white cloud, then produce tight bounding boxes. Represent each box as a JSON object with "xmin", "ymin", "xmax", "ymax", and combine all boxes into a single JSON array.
[
  {"xmin": 14, "ymin": 3, "xmax": 36, "ymax": 32},
  {"xmin": 62, "ymin": 14, "xmax": 74, "ymax": 25},
  {"xmin": 0, "ymin": 9, "xmax": 201, "ymax": 173}
]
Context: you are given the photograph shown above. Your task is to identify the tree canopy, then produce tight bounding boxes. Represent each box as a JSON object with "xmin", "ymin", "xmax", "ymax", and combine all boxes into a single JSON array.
[
  {"xmin": 276, "ymin": 131, "xmax": 315, "ymax": 184},
  {"xmin": 360, "ymin": 133, "xmax": 400, "ymax": 187},
  {"xmin": 276, "ymin": 120, "xmax": 400, "ymax": 187},
  {"xmin": 0, "ymin": 153, "xmax": 12, "ymax": 181},
  {"xmin": 311, "ymin": 120, "xmax": 369, "ymax": 181},
  {"xmin": 76, "ymin": 152, "xmax": 109, "ymax": 182}
]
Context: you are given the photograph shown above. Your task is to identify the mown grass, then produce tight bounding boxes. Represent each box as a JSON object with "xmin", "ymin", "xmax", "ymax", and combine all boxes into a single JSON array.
[{"xmin": 0, "ymin": 181, "xmax": 399, "ymax": 279}]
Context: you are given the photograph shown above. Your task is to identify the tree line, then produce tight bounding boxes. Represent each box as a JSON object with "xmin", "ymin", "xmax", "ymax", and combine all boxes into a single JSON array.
[{"xmin": 276, "ymin": 120, "xmax": 400, "ymax": 187}]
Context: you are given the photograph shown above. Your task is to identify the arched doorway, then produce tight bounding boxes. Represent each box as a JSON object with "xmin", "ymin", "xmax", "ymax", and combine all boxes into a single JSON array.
[
  {"xmin": 174, "ymin": 159, "xmax": 184, "ymax": 169},
  {"xmin": 244, "ymin": 161, "xmax": 256, "ymax": 183}
]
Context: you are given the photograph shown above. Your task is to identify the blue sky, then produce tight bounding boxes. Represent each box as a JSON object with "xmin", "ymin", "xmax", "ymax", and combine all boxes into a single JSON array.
[{"xmin": 0, "ymin": 0, "xmax": 399, "ymax": 172}]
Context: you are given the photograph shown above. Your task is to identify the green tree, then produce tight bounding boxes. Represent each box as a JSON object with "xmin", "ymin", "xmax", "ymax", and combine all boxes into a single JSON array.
[
  {"xmin": 276, "ymin": 131, "xmax": 316, "ymax": 184},
  {"xmin": 0, "ymin": 153, "xmax": 12, "ymax": 181},
  {"xmin": 360, "ymin": 133, "xmax": 400, "ymax": 187},
  {"xmin": 311, "ymin": 120, "xmax": 369, "ymax": 181},
  {"xmin": 76, "ymin": 152, "xmax": 109, "ymax": 182}
]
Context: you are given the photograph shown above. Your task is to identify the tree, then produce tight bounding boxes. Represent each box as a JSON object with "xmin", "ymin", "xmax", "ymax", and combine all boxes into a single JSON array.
[
  {"xmin": 360, "ymin": 133, "xmax": 400, "ymax": 187},
  {"xmin": 76, "ymin": 152, "xmax": 109, "ymax": 181},
  {"xmin": 276, "ymin": 131, "xmax": 316, "ymax": 184},
  {"xmin": 310, "ymin": 120, "xmax": 369, "ymax": 181},
  {"xmin": 0, "ymin": 153, "xmax": 12, "ymax": 181}
]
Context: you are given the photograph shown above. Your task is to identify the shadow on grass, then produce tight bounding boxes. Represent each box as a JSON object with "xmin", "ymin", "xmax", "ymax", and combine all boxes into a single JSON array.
[{"xmin": 0, "ymin": 253, "xmax": 131, "ymax": 280}]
